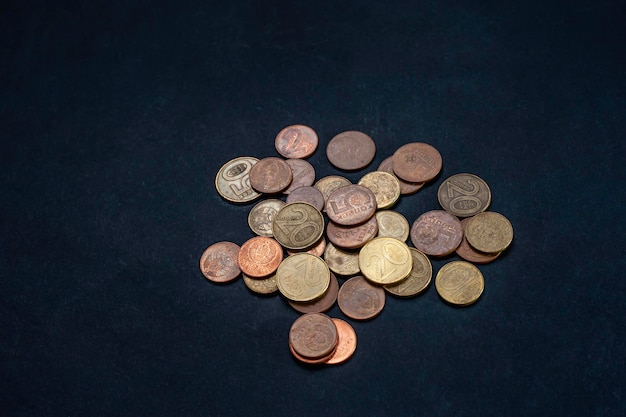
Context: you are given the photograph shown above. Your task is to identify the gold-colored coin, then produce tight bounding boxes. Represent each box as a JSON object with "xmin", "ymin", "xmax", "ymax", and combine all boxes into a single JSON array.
[
  {"xmin": 375, "ymin": 210, "xmax": 409, "ymax": 242},
  {"xmin": 215, "ymin": 156, "xmax": 262, "ymax": 203},
  {"xmin": 313, "ymin": 175, "xmax": 351, "ymax": 208},
  {"xmin": 242, "ymin": 272, "xmax": 278, "ymax": 295},
  {"xmin": 465, "ymin": 211, "xmax": 513, "ymax": 253},
  {"xmin": 384, "ymin": 248, "xmax": 432, "ymax": 297},
  {"xmin": 358, "ymin": 237, "xmax": 412, "ymax": 285},
  {"xmin": 276, "ymin": 253, "xmax": 330, "ymax": 302},
  {"xmin": 323, "ymin": 242, "xmax": 360, "ymax": 276},
  {"xmin": 435, "ymin": 261, "xmax": 484, "ymax": 306},
  {"xmin": 272, "ymin": 202, "xmax": 324, "ymax": 250},
  {"xmin": 247, "ymin": 199, "xmax": 285, "ymax": 237},
  {"xmin": 357, "ymin": 171, "xmax": 401, "ymax": 209},
  {"xmin": 437, "ymin": 173, "xmax": 491, "ymax": 217}
]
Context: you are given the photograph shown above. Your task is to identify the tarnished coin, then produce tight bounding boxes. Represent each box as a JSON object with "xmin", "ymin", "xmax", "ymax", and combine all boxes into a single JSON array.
[
  {"xmin": 276, "ymin": 253, "xmax": 330, "ymax": 302},
  {"xmin": 237, "ymin": 236, "xmax": 283, "ymax": 278},
  {"xmin": 289, "ymin": 340, "xmax": 336, "ymax": 365},
  {"xmin": 199, "ymin": 241, "xmax": 241, "ymax": 283},
  {"xmin": 456, "ymin": 217, "xmax": 501, "ymax": 264},
  {"xmin": 325, "ymin": 318, "xmax": 357, "ymax": 365},
  {"xmin": 275, "ymin": 124, "xmax": 319, "ymax": 159},
  {"xmin": 249, "ymin": 157, "xmax": 293, "ymax": 194},
  {"xmin": 247, "ymin": 199, "xmax": 285, "ymax": 237},
  {"xmin": 376, "ymin": 210, "xmax": 410, "ymax": 242},
  {"xmin": 215, "ymin": 156, "xmax": 262, "ymax": 203},
  {"xmin": 358, "ymin": 237, "xmax": 412, "ymax": 285},
  {"xmin": 325, "ymin": 184, "xmax": 377, "ymax": 226},
  {"xmin": 323, "ymin": 242, "xmax": 361, "ymax": 276},
  {"xmin": 326, "ymin": 131, "xmax": 376, "ymax": 170},
  {"xmin": 357, "ymin": 171, "xmax": 401, "ymax": 209},
  {"xmin": 337, "ymin": 276, "xmax": 386, "ymax": 320},
  {"xmin": 384, "ymin": 248, "xmax": 432, "ymax": 297},
  {"xmin": 410, "ymin": 210, "xmax": 463, "ymax": 257},
  {"xmin": 392, "ymin": 142, "xmax": 442, "ymax": 183},
  {"xmin": 283, "ymin": 159, "xmax": 316, "ymax": 194},
  {"xmin": 438, "ymin": 173, "xmax": 491, "ymax": 217},
  {"xmin": 326, "ymin": 216, "xmax": 378, "ymax": 249},
  {"xmin": 242, "ymin": 272, "xmax": 278, "ymax": 295},
  {"xmin": 287, "ymin": 237, "xmax": 326, "ymax": 257},
  {"xmin": 289, "ymin": 312, "xmax": 338, "ymax": 359},
  {"xmin": 314, "ymin": 175, "xmax": 351, "ymax": 208},
  {"xmin": 378, "ymin": 156, "xmax": 424, "ymax": 195},
  {"xmin": 465, "ymin": 211, "xmax": 513, "ymax": 253},
  {"xmin": 273, "ymin": 202, "xmax": 325, "ymax": 250},
  {"xmin": 286, "ymin": 186, "xmax": 325, "ymax": 211},
  {"xmin": 435, "ymin": 261, "xmax": 484, "ymax": 306},
  {"xmin": 289, "ymin": 272, "xmax": 339, "ymax": 314}
]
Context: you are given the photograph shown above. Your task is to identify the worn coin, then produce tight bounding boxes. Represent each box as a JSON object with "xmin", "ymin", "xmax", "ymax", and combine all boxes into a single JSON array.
[
  {"xmin": 215, "ymin": 156, "xmax": 262, "ymax": 203},
  {"xmin": 289, "ymin": 272, "xmax": 339, "ymax": 314},
  {"xmin": 275, "ymin": 124, "xmax": 319, "ymax": 159},
  {"xmin": 392, "ymin": 142, "xmax": 442, "ymax": 183},
  {"xmin": 465, "ymin": 211, "xmax": 513, "ymax": 253},
  {"xmin": 325, "ymin": 318, "xmax": 357, "ymax": 365},
  {"xmin": 285, "ymin": 186, "xmax": 325, "ymax": 211},
  {"xmin": 337, "ymin": 275, "xmax": 386, "ymax": 320},
  {"xmin": 313, "ymin": 175, "xmax": 351, "ymax": 208},
  {"xmin": 325, "ymin": 184, "xmax": 377, "ymax": 226},
  {"xmin": 410, "ymin": 210, "xmax": 463, "ymax": 257},
  {"xmin": 283, "ymin": 158, "xmax": 316, "ymax": 194},
  {"xmin": 273, "ymin": 202, "xmax": 325, "ymax": 250},
  {"xmin": 359, "ymin": 237, "xmax": 412, "ymax": 285},
  {"xmin": 287, "ymin": 237, "xmax": 326, "ymax": 257},
  {"xmin": 237, "ymin": 236, "xmax": 283, "ymax": 278},
  {"xmin": 289, "ymin": 312, "xmax": 338, "ymax": 359},
  {"xmin": 242, "ymin": 272, "xmax": 278, "ymax": 295},
  {"xmin": 456, "ymin": 217, "xmax": 501, "ymax": 264},
  {"xmin": 384, "ymin": 248, "xmax": 432, "ymax": 297},
  {"xmin": 357, "ymin": 171, "xmax": 401, "ymax": 209},
  {"xmin": 289, "ymin": 340, "xmax": 337, "ymax": 365},
  {"xmin": 249, "ymin": 157, "xmax": 293, "ymax": 194},
  {"xmin": 199, "ymin": 241, "xmax": 241, "ymax": 283},
  {"xmin": 378, "ymin": 156, "xmax": 424, "ymax": 195},
  {"xmin": 375, "ymin": 210, "xmax": 410, "ymax": 242},
  {"xmin": 326, "ymin": 216, "xmax": 378, "ymax": 250},
  {"xmin": 276, "ymin": 253, "xmax": 330, "ymax": 302},
  {"xmin": 247, "ymin": 198, "xmax": 285, "ymax": 237},
  {"xmin": 326, "ymin": 131, "xmax": 376, "ymax": 170},
  {"xmin": 438, "ymin": 173, "xmax": 491, "ymax": 217},
  {"xmin": 323, "ymin": 242, "xmax": 360, "ymax": 276},
  {"xmin": 435, "ymin": 261, "xmax": 484, "ymax": 306}
]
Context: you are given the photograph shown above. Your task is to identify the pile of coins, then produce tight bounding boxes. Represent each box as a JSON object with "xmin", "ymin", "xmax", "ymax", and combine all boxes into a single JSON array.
[{"xmin": 200, "ymin": 124, "xmax": 514, "ymax": 365}]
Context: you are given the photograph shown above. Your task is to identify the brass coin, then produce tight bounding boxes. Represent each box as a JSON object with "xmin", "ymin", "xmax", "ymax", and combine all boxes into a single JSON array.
[
  {"xmin": 456, "ymin": 217, "xmax": 501, "ymax": 264},
  {"xmin": 358, "ymin": 237, "xmax": 412, "ymax": 285},
  {"xmin": 237, "ymin": 236, "xmax": 283, "ymax": 278},
  {"xmin": 214, "ymin": 156, "xmax": 262, "ymax": 203},
  {"xmin": 410, "ymin": 210, "xmax": 463, "ymax": 257},
  {"xmin": 325, "ymin": 318, "xmax": 357, "ymax": 365},
  {"xmin": 392, "ymin": 142, "xmax": 442, "ymax": 183},
  {"xmin": 199, "ymin": 241, "xmax": 241, "ymax": 283},
  {"xmin": 283, "ymin": 158, "xmax": 316, "ymax": 194},
  {"xmin": 357, "ymin": 171, "xmax": 401, "ymax": 209},
  {"xmin": 435, "ymin": 261, "xmax": 484, "ymax": 306},
  {"xmin": 378, "ymin": 156, "xmax": 424, "ymax": 195},
  {"xmin": 465, "ymin": 211, "xmax": 514, "ymax": 253},
  {"xmin": 313, "ymin": 175, "xmax": 351, "ymax": 208},
  {"xmin": 325, "ymin": 184, "xmax": 377, "ymax": 226},
  {"xmin": 287, "ymin": 237, "xmax": 326, "ymax": 257},
  {"xmin": 285, "ymin": 186, "xmax": 325, "ymax": 211},
  {"xmin": 276, "ymin": 253, "xmax": 330, "ymax": 302},
  {"xmin": 247, "ymin": 198, "xmax": 285, "ymax": 237},
  {"xmin": 437, "ymin": 173, "xmax": 491, "ymax": 217},
  {"xmin": 337, "ymin": 275, "xmax": 386, "ymax": 320},
  {"xmin": 375, "ymin": 210, "xmax": 410, "ymax": 242},
  {"xmin": 289, "ymin": 272, "xmax": 339, "ymax": 314},
  {"xmin": 242, "ymin": 272, "xmax": 278, "ymax": 295},
  {"xmin": 289, "ymin": 312, "xmax": 338, "ymax": 359},
  {"xmin": 326, "ymin": 130, "xmax": 376, "ymax": 170},
  {"xmin": 272, "ymin": 202, "xmax": 325, "ymax": 250},
  {"xmin": 248, "ymin": 157, "xmax": 293, "ymax": 194},
  {"xmin": 275, "ymin": 124, "xmax": 319, "ymax": 159},
  {"xmin": 384, "ymin": 248, "xmax": 432, "ymax": 297},
  {"xmin": 326, "ymin": 216, "xmax": 378, "ymax": 250},
  {"xmin": 323, "ymin": 242, "xmax": 360, "ymax": 276}
]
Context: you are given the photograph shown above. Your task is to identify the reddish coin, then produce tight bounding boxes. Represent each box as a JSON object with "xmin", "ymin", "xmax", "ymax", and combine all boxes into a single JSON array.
[
  {"xmin": 392, "ymin": 142, "xmax": 442, "ymax": 183},
  {"xmin": 326, "ymin": 131, "xmax": 376, "ymax": 170},
  {"xmin": 410, "ymin": 210, "xmax": 463, "ymax": 257},
  {"xmin": 275, "ymin": 124, "xmax": 319, "ymax": 159},
  {"xmin": 286, "ymin": 186, "xmax": 325, "ymax": 211},
  {"xmin": 455, "ymin": 217, "xmax": 501, "ymax": 264},
  {"xmin": 325, "ymin": 318, "xmax": 357, "ymax": 365},
  {"xmin": 378, "ymin": 156, "xmax": 424, "ymax": 195},
  {"xmin": 283, "ymin": 159, "xmax": 316, "ymax": 194},
  {"xmin": 289, "ymin": 272, "xmax": 339, "ymax": 314},
  {"xmin": 287, "ymin": 237, "xmax": 327, "ymax": 257},
  {"xmin": 337, "ymin": 275, "xmax": 386, "ymax": 320},
  {"xmin": 199, "ymin": 241, "xmax": 241, "ymax": 283},
  {"xmin": 325, "ymin": 184, "xmax": 377, "ymax": 226},
  {"xmin": 249, "ymin": 157, "xmax": 293, "ymax": 194},
  {"xmin": 326, "ymin": 216, "xmax": 378, "ymax": 249},
  {"xmin": 289, "ymin": 312, "xmax": 338, "ymax": 359},
  {"xmin": 289, "ymin": 340, "xmax": 337, "ymax": 365},
  {"xmin": 237, "ymin": 236, "xmax": 284, "ymax": 277}
]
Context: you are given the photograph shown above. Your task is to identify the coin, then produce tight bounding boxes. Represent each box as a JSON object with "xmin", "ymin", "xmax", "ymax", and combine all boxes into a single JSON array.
[
  {"xmin": 437, "ymin": 173, "xmax": 491, "ymax": 217},
  {"xmin": 272, "ymin": 202, "xmax": 325, "ymax": 250},
  {"xmin": 287, "ymin": 237, "xmax": 326, "ymax": 257},
  {"xmin": 435, "ymin": 261, "xmax": 484, "ymax": 306},
  {"xmin": 289, "ymin": 272, "xmax": 339, "ymax": 314},
  {"xmin": 375, "ymin": 210, "xmax": 410, "ymax": 242},
  {"xmin": 326, "ymin": 131, "xmax": 376, "ymax": 170},
  {"xmin": 456, "ymin": 217, "xmax": 501, "ymax": 264},
  {"xmin": 325, "ymin": 184, "xmax": 377, "ymax": 226},
  {"xmin": 289, "ymin": 340, "xmax": 336, "ymax": 365},
  {"xmin": 465, "ymin": 211, "xmax": 513, "ymax": 253},
  {"xmin": 384, "ymin": 248, "xmax": 432, "ymax": 297},
  {"xmin": 242, "ymin": 272, "xmax": 278, "ymax": 295},
  {"xmin": 410, "ymin": 210, "xmax": 463, "ymax": 257},
  {"xmin": 276, "ymin": 253, "xmax": 330, "ymax": 302},
  {"xmin": 323, "ymin": 242, "xmax": 360, "ymax": 276},
  {"xmin": 358, "ymin": 237, "xmax": 412, "ymax": 285},
  {"xmin": 325, "ymin": 318, "xmax": 357, "ymax": 365},
  {"xmin": 285, "ymin": 186, "xmax": 325, "ymax": 211},
  {"xmin": 337, "ymin": 275, "xmax": 386, "ymax": 320},
  {"xmin": 199, "ymin": 241, "xmax": 241, "ymax": 283},
  {"xmin": 313, "ymin": 175, "xmax": 351, "ymax": 208},
  {"xmin": 237, "ymin": 236, "xmax": 283, "ymax": 278},
  {"xmin": 248, "ymin": 157, "xmax": 293, "ymax": 194},
  {"xmin": 289, "ymin": 312, "xmax": 338, "ymax": 359},
  {"xmin": 357, "ymin": 171, "xmax": 401, "ymax": 209},
  {"xmin": 283, "ymin": 159, "xmax": 316, "ymax": 194},
  {"xmin": 275, "ymin": 124, "xmax": 319, "ymax": 159},
  {"xmin": 326, "ymin": 216, "xmax": 378, "ymax": 249},
  {"xmin": 378, "ymin": 156, "xmax": 424, "ymax": 195},
  {"xmin": 215, "ymin": 156, "xmax": 262, "ymax": 203},
  {"xmin": 392, "ymin": 142, "xmax": 442, "ymax": 183},
  {"xmin": 247, "ymin": 199, "xmax": 285, "ymax": 237}
]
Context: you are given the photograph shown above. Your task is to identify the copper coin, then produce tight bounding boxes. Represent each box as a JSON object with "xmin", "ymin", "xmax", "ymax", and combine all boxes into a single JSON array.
[
  {"xmin": 410, "ymin": 210, "xmax": 463, "ymax": 257},
  {"xmin": 275, "ymin": 124, "xmax": 319, "ymax": 159},
  {"xmin": 337, "ymin": 275, "xmax": 386, "ymax": 321},
  {"xmin": 378, "ymin": 156, "xmax": 424, "ymax": 195},
  {"xmin": 248, "ymin": 157, "xmax": 293, "ymax": 194},
  {"xmin": 392, "ymin": 142, "xmax": 442, "ymax": 183},
  {"xmin": 237, "ymin": 236, "xmax": 283, "ymax": 278},
  {"xmin": 456, "ymin": 217, "xmax": 501, "ymax": 264},
  {"xmin": 287, "ymin": 237, "xmax": 326, "ymax": 257},
  {"xmin": 326, "ymin": 131, "xmax": 376, "ymax": 170},
  {"xmin": 289, "ymin": 312, "xmax": 338, "ymax": 359},
  {"xmin": 326, "ymin": 216, "xmax": 378, "ymax": 249},
  {"xmin": 289, "ymin": 272, "xmax": 339, "ymax": 314},
  {"xmin": 289, "ymin": 340, "xmax": 337, "ymax": 365},
  {"xmin": 437, "ymin": 173, "xmax": 491, "ymax": 217},
  {"xmin": 214, "ymin": 156, "xmax": 262, "ymax": 203},
  {"xmin": 199, "ymin": 241, "xmax": 241, "ymax": 283},
  {"xmin": 283, "ymin": 159, "xmax": 316, "ymax": 194},
  {"xmin": 325, "ymin": 184, "xmax": 377, "ymax": 226},
  {"xmin": 325, "ymin": 318, "xmax": 357, "ymax": 365},
  {"xmin": 286, "ymin": 186, "xmax": 325, "ymax": 211}
]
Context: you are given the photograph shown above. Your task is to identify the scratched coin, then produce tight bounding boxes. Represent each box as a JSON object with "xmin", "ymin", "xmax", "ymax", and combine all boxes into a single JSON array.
[
  {"xmin": 242, "ymin": 272, "xmax": 278, "ymax": 295},
  {"xmin": 326, "ymin": 131, "xmax": 376, "ymax": 170},
  {"xmin": 378, "ymin": 156, "xmax": 424, "ymax": 195},
  {"xmin": 272, "ymin": 202, "xmax": 325, "ymax": 250},
  {"xmin": 323, "ymin": 242, "xmax": 361, "ymax": 276},
  {"xmin": 283, "ymin": 159, "xmax": 316, "ymax": 194},
  {"xmin": 384, "ymin": 248, "xmax": 432, "ymax": 297},
  {"xmin": 286, "ymin": 186, "xmax": 325, "ymax": 212},
  {"xmin": 289, "ymin": 312, "xmax": 338, "ymax": 360},
  {"xmin": 358, "ymin": 237, "xmax": 412, "ymax": 285},
  {"xmin": 289, "ymin": 272, "xmax": 339, "ymax": 314},
  {"xmin": 410, "ymin": 210, "xmax": 463, "ymax": 257},
  {"xmin": 326, "ymin": 216, "xmax": 378, "ymax": 249},
  {"xmin": 276, "ymin": 253, "xmax": 330, "ymax": 302},
  {"xmin": 456, "ymin": 217, "xmax": 501, "ymax": 264},
  {"xmin": 392, "ymin": 142, "xmax": 442, "ymax": 183},
  {"xmin": 275, "ymin": 124, "xmax": 319, "ymax": 159},
  {"xmin": 435, "ymin": 261, "xmax": 484, "ymax": 306},
  {"xmin": 247, "ymin": 198, "xmax": 285, "ymax": 237},
  {"xmin": 465, "ymin": 211, "xmax": 513, "ymax": 254},
  {"xmin": 215, "ymin": 156, "xmax": 262, "ymax": 203},
  {"xmin": 325, "ymin": 318, "xmax": 357, "ymax": 365},
  {"xmin": 237, "ymin": 236, "xmax": 283, "ymax": 278},
  {"xmin": 325, "ymin": 184, "xmax": 377, "ymax": 226},
  {"xmin": 357, "ymin": 171, "xmax": 401, "ymax": 209},
  {"xmin": 199, "ymin": 241, "xmax": 241, "ymax": 283},
  {"xmin": 337, "ymin": 276, "xmax": 386, "ymax": 320},
  {"xmin": 375, "ymin": 210, "xmax": 410, "ymax": 242},
  {"xmin": 437, "ymin": 173, "xmax": 491, "ymax": 217},
  {"xmin": 249, "ymin": 157, "xmax": 293, "ymax": 194}
]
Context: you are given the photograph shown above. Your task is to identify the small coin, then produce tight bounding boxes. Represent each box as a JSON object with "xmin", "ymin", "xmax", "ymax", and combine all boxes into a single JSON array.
[
  {"xmin": 273, "ymin": 202, "xmax": 325, "ymax": 250},
  {"xmin": 237, "ymin": 236, "xmax": 283, "ymax": 278},
  {"xmin": 289, "ymin": 272, "xmax": 339, "ymax": 314},
  {"xmin": 287, "ymin": 237, "xmax": 326, "ymax": 257},
  {"xmin": 242, "ymin": 272, "xmax": 278, "ymax": 295},
  {"xmin": 435, "ymin": 261, "xmax": 484, "ymax": 306},
  {"xmin": 325, "ymin": 318, "xmax": 357, "ymax": 365},
  {"xmin": 384, "ymin": 248, "xmax": 432, "ymax": 297},
  {"xmin": 392, "ymin": 142, "xmax": 442, "ymax": 183},
  {"xmin": 199, "ymin": 241, "xmax": 241, "ymax": 283},
  {"xmin": 456, "ymin": 217, "xmax": 501, "ymax": 264},
  {"xmin": 357, "ymin": 171, "xmax": 401, "ymax": 209},
  {"xmin": 337, "ymin": 275, "xmax": 386, "ymax": 320},
  {"xmin": 275, "ymin": 124, "xmax": 319, "ymax": 159},
  {"xmin": 289, "ymin": 340, "xmax": 336, "ymax": 365},
  {"xmin": 313, "ymin": 175, "xmax": 351, "ymax": 208},
  {"xmin": 289, "ymin": 312, "xmax": 338, "ymax": 359},
  {"xmin": 326, "ymin": 216, "xmax": 378, "ymax": 250},
  {"xmin": 437, "ymin": 173, "xmax": 491, "ymax": 217},
  {"xmin": 247, "ymin": 199, "xmax": 285, "ymax": 237},
  {"xmin": 249, "ymin": 157, "xmax": 293, "ymax": 194},
  {"xmin": 285, "ymin": 186, "xmax": 325, "ymax": 211},
  {"xmin": 325, "ymin": 184, "xmax": 377, "ymax": 226},
  {"xmin": 326, "ymin": 131, "xmax": 376, "ymax": 170},
  {"xmin": 465, "ymin": 211, "xmax": 514, "ymax": 253},
  {"xmin": 375, "ymin": 210, "xmax": 410, "ymax": 242},
  {"xmin": 378, "ymin": 156, "xmax": 424, "ymax": 195},
  {"xmin": 276, "ymin": 253, "xmax": 330, "ymax": 302},
  {"xmin": 358, "ymin": 237, "xmax": 413, "ymax": 285},
  {"xmin": 215, "ymin": 156, "xmax": 262, "ymax": 203},
  {"xmin": 410, "ymin": 210, "xmax": 463, "ymax": 257},
  {"xmin": 283, "ymin": 159, "xmax": 316, "ymax": 194},
  {"xmin": 323, "ymin": 242, "xmax": 361, "ymax": 276}
]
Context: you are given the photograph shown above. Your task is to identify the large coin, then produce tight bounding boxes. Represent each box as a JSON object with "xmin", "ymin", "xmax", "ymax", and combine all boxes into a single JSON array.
[
  {"xmin": 199, "ymin": 241, "xmax": 241, "ymax": 283},
  {"xmin": 276, "ymin": 253, "xmax": 330, "ymax": 302},
  {"xmin": 289, "ymin": 312, "xmax": 338, "ymax": 360},
  {"xmin": 392, "ymin": 142, "xmax": 442, "ymax": 183},
  {"xmin": 465, "ymin": 211, "xmax": 513, "ymax": 253},
  {"xmin": 456, "ymin": 217, "xmax": 501, "ymax": 264},
  {"xmin": 237, "ymin": 236, "xmax": 283, "ymax": 278},
  {"xmin": 326, "ymin": 216, "xmax": 378, "ymax": 250},
  {"xmin": 215, "ymin": 156, "xmax": 261, "ymax": 203},
  {"xmin": 378, "ymin": 156, "xmax": 424, "ymax": 195},
  {"xmin": 326, "ymin": 131, "xmax": 376, "ymax": 170},
  {"xmin": 437, "ymin": 173, "xmax": 491, "ymax": 217},
  {"xmin": 286, "ymin": 186, "xmax": 325, "ymax": 211},
  {"xmin": 337, "ymin": 275, "xmax": 386, "ymax": 320},
  {"xmin": 283, "ymin": 158, "xmax": 316, "ymax": 194},
  {"xmin": 410, "ymin": 210, "xmax": 463, "ymax": 257},
  {"xmin": 357, "ymin": 171, "xmax": 401, "ymax": 209},
  {"xmin": 358, "ymin": 237, "xmax": 412, "ymax": 285},
  {"xmin": 435, "ymin": 261, "xmax": 484, "ymax": 306},
  {"xmin": 247, "ymin": 199, "xmax": 285, "ymax": 237},
  {"xmin": 325, "ymin": 184, "xmax": 377, "ymax": 226},
  {"xmin": 272, "ymin": 202, "xmax": 324, "ymax": 250},
  {"xmin": 323, "ymin": 242, "xmax": 360, "ymax": 276},
  {"xmin": 275, "ymin": 124, "xmax": 319, "ymax": 159},
  {"xmin": 384, "ymin": 248, "xmax": 432, "ymax": 297},
  {"xmin": 289, "ymin": 272, "xmax": 339, "ymax": 314},
  {"xmin": 325, "ymin": 318, "xmax": 357, "ymax": 365},
  {"xmin": 249, "ymin": 157, "xmax": 293, "ymax": 194},
  {"xmin": 375, "ymin": 210, "xmax": 410, "ymax": 242}
]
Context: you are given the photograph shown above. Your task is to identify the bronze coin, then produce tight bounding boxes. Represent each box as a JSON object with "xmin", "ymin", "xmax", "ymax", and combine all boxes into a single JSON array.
[
  {"xmin": 392, "ymin": 142, "xmax": 442, "ymax": 183},
  {"xmin": 383, "ymin": 248, "xmax": 432, "ymax": 297},
  {"xmin": 199, "ymin": 241, "xmax": 241, "ymax": 283},
  {"xmin": 275, "ymin": 124, "xmax": 319, "ymax": 159},
  {"xmin": 289, "ymin": 312, "xmax": 338, "ymax": 359},
  {"xmin": 214, "ymin": 156, "xmax": 262, "ymax": 203},
  {"xmin": 357, "ymin": 171, "xmax": 401, "ymax": 210},
  {"xmin": 465, "ymin": 211, "xmax": 514, "ymax": 254},
  {"xmin": 289, "ymin": 340, "xmax": 337, "ymax": 365},
  {"xmin": 242, "ymin": 272, "xmax": 278, "ymax": 295},
  {"xmin": 237, "ymin": 236, "xmax": 283, "ymax": 278},
  {"xmin": 326, "ymin": 216, "xmax": 378, "ymax": 250},
  {"xmin": 287, "ymin": 237, "xmax": 326, "ymax": 257},
  {"xmin": 313, "ymin": 175, "xmax": 352, "ymax": 208},
  {"xmin": 289, "ymin": 272, "xmax": 339, "ymax": 314},
  {"xmin": 456, "ymin": 217, "xmax": 501, "ymax": 264},
  {"xmin": 323, "ymin": 242, "xmax": 361, "ymax": 276},
  {"xmin": 337, "ymin": 275, "xmax": 386, "ymax": 321},
  {"xmin": 273, "ymin": 202, "xmax": 325, "ymax": 250},
  {"xmin": 437, "ymin": 173, "xmax": 491, "ymax": 217},
  {"xmin": 283, "ymin": 159, "xmax": 316, "ymax": 194},
  {"xmin": 435, "ymin": 261, "xmax": 484, "ymax": 306},
  {"xmin": 325, "ymin": 184, "xmax": 377, "ymax": 226},
  {"xmin": 248, "ymin": 157, "xmax": 293, "ymax": 194},
  {"xmin": 410, "ymin": 210, "xmax": 463, "ymax": 257},
  {"xmin": 325, "ymin": 318, "xmax": 357, "ymax": 365},
  {"xmin": 285, "ymin": 186, "xmax": 325, "ymax": 211},
  {"xmin": 326, "ymin": 131, "xmax": 376, "ymax": 170},
  {"xmin": 378, "ymin": 156, "xmax": 424, "ymax": 195}
]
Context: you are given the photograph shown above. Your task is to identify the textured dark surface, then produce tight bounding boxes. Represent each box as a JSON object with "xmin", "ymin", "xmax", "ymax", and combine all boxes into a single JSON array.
[{"xmin": 2, "ymin": 1, "xmax": 625, "ymax": 416}]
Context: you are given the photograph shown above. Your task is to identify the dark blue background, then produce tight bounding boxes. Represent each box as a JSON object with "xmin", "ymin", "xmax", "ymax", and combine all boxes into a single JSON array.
[{"xmin": 2, "ymin": 1, "xmax": 625, "ymax": 416}]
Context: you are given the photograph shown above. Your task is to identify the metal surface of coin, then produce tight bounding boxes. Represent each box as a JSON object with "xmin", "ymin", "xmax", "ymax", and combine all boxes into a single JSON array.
[
  {"xmin": 392, "ymin": 142, "xmax": 442, "ymax": 183},
  {"xmin": 283, "ymin": 159, "xmax": 316, "ymax": 194},
  {"xmin": 289, "ymin": 313, "xmax": 338, "ymax": 359},
  {"xmin": 272, "ymin": 202, "xmax": 324, "ymax": 250},
  {"xmin": 438, "ymin": 173, "xmax": 491, "ymax": 217},
  {"xmin": 248, "ymin": 157, "xmax": 293, "ymax": 194},
  {"xmin": 242, "ymin": 272, "xmax": 278, "ymax": 295},
  {"xmin": 289, "ymin": 340, "xmax": 337, "ymax": 365},
  {"xmin": 456, "ymin": 217, "xmax": 501, "ymax": 264},
  {"xmin": 215, "ymin": 156, "xmax": 262, "ymax": 203},
  {"xmin": 326, "ymin": 216, "xmax": 378, "ymax": 249},
  {"xmin": 384, "ymin": 248, "xmax": 432, "ymax": 297},
  {"xmin": 358, "ymin": 237, "xmax": 412, "ymax": 285},
  {"xmin": 375, "ymin": 210, "xmax": 410, "ymax": 242},
  {"xmin": 237, "ymin": 236, "xmax": 283, "ymax": 278},
  {"xmin": 410, "ymin": 210, "xmax": 463, "ymax": 257},
  {"xmin": 378, "ymin": 156, "xmax": 424, "ymax": 195},
  {"xmin": 287, "ymin": 237, "xmax": 326, "ymax": 257},
  {"xmin": 337, "ymin": 276, "xmax": 386, "ymax": 320},
  {"xmin": 275, "ymin": 124, "xmax": 319, "ymax": 159},
  {"xmin": 323, "ymin": 242, "xmax": 360, "ymax": 276},
  {"xmin": 247, "ymin": 199, "xmax": 285, "ymax": 237},
  {"xmin": 276, "ymin": 253, "xmax": 330, "ymax": 302},
  {"xmin": 199, "ymin": 241, "xmax": 241, "ymax": 283},
  {"xmin": 285, "ymin": 186, "xmax": 325, "ymax": 211},
  {"xmin": 325, "ymin": 318, "xmax": 357, "ymax": 365},
  {"xmin": 435, "ymin": 261, "xmax": 484, "ymax": 306},
  {"xmin": 465, "ymin": 211, "xmax": 514, "ymax": 253},
  {"xmin": 325, "ymin": 184, "xmax": 377, "ymax": 226},
  {"xmin": 326, "ymin": 131, "xmax": 376, "ymax": 170},
  {"xmin": 289, "ymin": 272, "xmax": 339, "ymax": 314},
  {"xmin": 313, "ymin": 175, "xmax": 352, "ymax": 208},
  {"xmin": 357, "ymin": 171, "xmax": 401, "ymax": 209}
]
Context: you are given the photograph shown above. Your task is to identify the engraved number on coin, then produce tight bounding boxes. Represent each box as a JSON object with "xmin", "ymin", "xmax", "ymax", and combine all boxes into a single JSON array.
[
  {"xmin": 367, "ymin": 242, "xmax": 408, "ymax": 280},
  {"xmin": 441, "ymin": 266, "xmax": 473, "ymax": 297},
  {"xmin": 294, "ymin": 258, "xmax": 322, "ymax": 287},
  {"xmin": 275, "ymin": 208, "xmax": 320, "ymax": 245},
  {"xmin": 446, "ymin": 179, "xmax": 482, "ymax": 215}
]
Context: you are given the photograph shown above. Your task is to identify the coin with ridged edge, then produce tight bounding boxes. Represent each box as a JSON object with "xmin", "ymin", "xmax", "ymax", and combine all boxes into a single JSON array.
[
  {"xmin": 359, "ymin": 237, "xmax": 412, "ymax": 285},
  {"xmin": 215, "ymin": 156, "xmax": 262, "ymax": 203},
  {"xmin": 272, "ymin": 202, "xmax": 324, "ymax": 250},
  {"xmin": 276, "ymin": 253, "xmax": 330, "ymax": 302}
]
